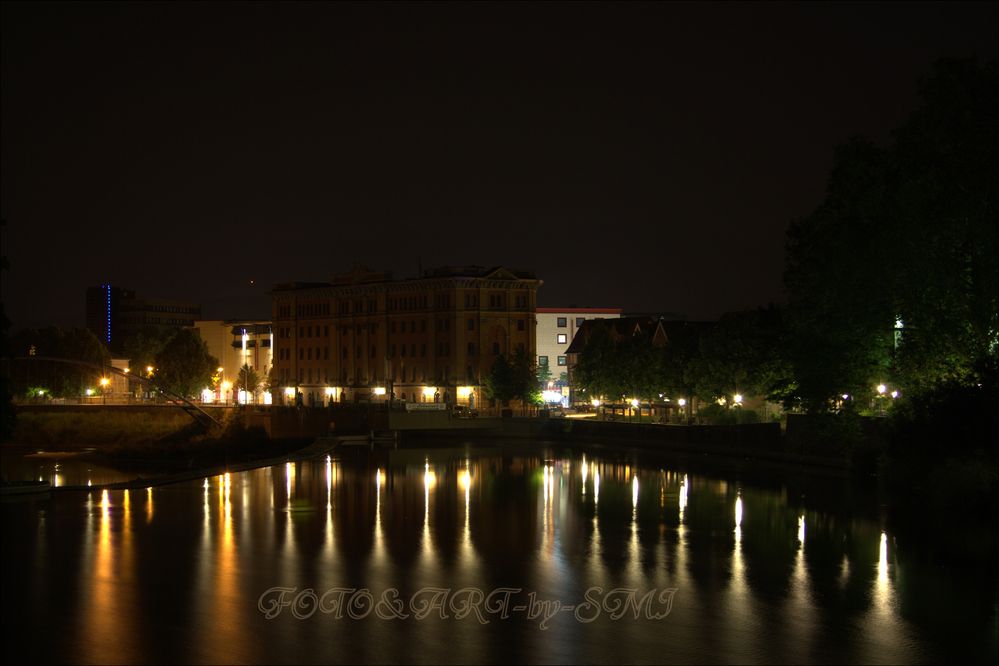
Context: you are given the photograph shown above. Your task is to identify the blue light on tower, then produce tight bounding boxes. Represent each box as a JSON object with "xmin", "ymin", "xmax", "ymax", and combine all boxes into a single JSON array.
[{"xmin": 105, "ymin": 284, "xmax": 112, "ymax": 344}]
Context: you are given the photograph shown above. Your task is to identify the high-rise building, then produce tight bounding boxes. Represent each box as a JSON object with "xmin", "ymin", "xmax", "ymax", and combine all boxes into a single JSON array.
[
  {"xmin": 85, "ymin": 284, "xmax": 202, "ymax": 353},
  {"xmin": 271, "ymin": 265, "xmax": 541, "ymax": 407}
]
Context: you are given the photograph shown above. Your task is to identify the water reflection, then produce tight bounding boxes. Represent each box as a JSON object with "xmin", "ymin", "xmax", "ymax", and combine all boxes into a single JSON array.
[{"xmin": 3, "ymin": 447, "xmax": 996, "ymax": 664}]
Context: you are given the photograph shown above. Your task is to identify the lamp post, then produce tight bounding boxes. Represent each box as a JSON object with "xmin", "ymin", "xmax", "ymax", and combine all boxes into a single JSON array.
[{"xmin": 99, "ymin": 376, "xmax": 110, "ymax": 405}]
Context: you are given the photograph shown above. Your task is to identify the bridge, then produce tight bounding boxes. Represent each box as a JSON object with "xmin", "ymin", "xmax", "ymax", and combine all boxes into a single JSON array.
[{"xmin": 7, "ymin": 356, "xmax": 223, "ymax": 429}]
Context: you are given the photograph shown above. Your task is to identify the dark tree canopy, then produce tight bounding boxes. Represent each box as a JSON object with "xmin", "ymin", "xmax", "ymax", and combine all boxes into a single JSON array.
[
  {"xmin": 8, "ymin": 327, "xmax": 111, "ymax": 397},
  {"xmin": 784, "ymin": 58, "xmax": 998, "ymax": 411},
  {"xmin": 154, "ymin": 328, "xmax": 218, "ymax": 399}
]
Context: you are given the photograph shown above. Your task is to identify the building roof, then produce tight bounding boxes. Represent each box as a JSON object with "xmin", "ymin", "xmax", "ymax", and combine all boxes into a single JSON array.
[
  {"xmin": 565, "ymin": 317, "xmax": 718, "ymax": 355},
  {"xmin": 536, "ymin": 307, "xmax": 623, "ymax": 314},
  {"xmin": 564, "ymin": 316, "xmax": 670, "ymax": 354},
  {"xmin": 272, "ymin": 265, "xmax": 540, "ymax": 294}
]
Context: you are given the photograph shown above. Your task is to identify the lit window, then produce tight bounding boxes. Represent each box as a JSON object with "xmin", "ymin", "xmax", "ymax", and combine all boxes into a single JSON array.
[{"xmin": 557, "ymin": 333, "xmax": 567, "ymax": 344}]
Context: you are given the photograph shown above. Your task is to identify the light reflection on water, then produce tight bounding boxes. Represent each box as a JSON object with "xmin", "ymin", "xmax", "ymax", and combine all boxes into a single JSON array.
[{"xmin": 2, "ymin": 447, "xmax": 997, "ymax": 664}]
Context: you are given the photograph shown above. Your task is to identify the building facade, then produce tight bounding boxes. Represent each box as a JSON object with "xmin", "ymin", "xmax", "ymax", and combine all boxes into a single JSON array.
[
  {"xmin": 194, "ymin": 320, "xmax": 273, "ymax": 404},
  {"xmin": 271, "ymin": 266, "xmax": 541, "ymax": 407},
  {"xmin": 86, "ymin": 284, "xmax": 202, "ymax": 353},
  {"xmin": 535, "ymin": 307, "xmax": 622, "ymax": 401}
]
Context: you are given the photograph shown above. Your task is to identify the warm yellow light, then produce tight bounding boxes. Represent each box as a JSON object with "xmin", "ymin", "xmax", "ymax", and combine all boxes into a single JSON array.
[
  {"xmin": 678, "ymin": 398, "xmax": 686, "ymax": 407},
  {"xmin": 284, "ymin": 387, "xmax": 295, "ymax": 397},
  {"xmin": 716, "ymin": 397, "xmax": 727, "ymax": 406},
  {"xmin": 458, "ymin": 469, "xmax": 472, "ymax": 491},
  {"xmin": 325, "ymin": 386, "xmax": 336, "ymax": 396},
  {"xmin": 877, "ymin": 384, "xmax": 887, "ymax": 395},
  {"xmin": 99, "ymin": 377, "xmax": 110, "ymax": 387},
  {"xmin": 457, "ymin": 386, "xmax": 473, "ymax": 398},
  {"xmin": 85, "ymin": 388, "xmax": 94, "ymax": 396},
  {"xmin": 123, "ymin": 367, "xmax": 130, "ymax": 374},
  {"xmin": 629, "ymin": 398, "xmax": 639, "ymax": 408},
  {"xmin": 146, "ymin": 366, "xmax": 154, "ymax": 374},
  {"xmin": 422, "ymin": 386, "xmax": 436, "ymax": 398},
  {"xmin": 373, "ymin": 387, "xmax": 387, "ymax": 396},
  {"xmin": 733, "ymin": 394, "xmax": 743, "ymax": 404},
  {"xmin": 217, "ymin": 367, "xmax": 224, "ymax": 373},
  {"xmin": 423, "ymin": 463, "xmax": 437, "ymax": 488},
  {"xmin": 591, "ymin": 398, "xmax": 601, "ymax": 407},
  {"xmin": 221, "ymin": 380, "xmax": 232, "ymax": 392}
]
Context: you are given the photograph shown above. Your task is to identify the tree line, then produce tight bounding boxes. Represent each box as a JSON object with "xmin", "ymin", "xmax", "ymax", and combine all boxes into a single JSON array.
[
  {"xmin": 572, "ymin": 59, "xmax": 996, "ymax": 416},
  {"xmin": 7, "ymin": 326, "xmax": 225, "ymax": 400}
]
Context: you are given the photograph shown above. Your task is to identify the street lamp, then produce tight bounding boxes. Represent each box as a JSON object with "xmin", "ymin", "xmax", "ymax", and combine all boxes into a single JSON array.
[
  {"xmin": 99, "ymin": 377, "xmax": 110, "ymax": 405},
  {"xmin": 876, "ymin": 383, "xmax": 887, "ymax": 415}
]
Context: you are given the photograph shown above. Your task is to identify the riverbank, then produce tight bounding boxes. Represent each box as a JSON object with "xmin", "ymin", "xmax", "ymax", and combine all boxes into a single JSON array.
[{"xmin": 3, "ymin": 406, "xmax": 315, "ymax": 484}]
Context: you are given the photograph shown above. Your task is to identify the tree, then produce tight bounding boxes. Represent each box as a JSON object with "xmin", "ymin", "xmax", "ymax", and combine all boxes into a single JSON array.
[
  {"xmin": 510, "ymin": 347, "xmax": 542, "ymax": 406},
  {"xmin": 235, "ymin": 364, "xmax": 261, "ymax": 403},
  {"xmin": 154, "ymin": 329, "xmax": 218, "ymax": 399},
  {"xmin": 784, "ymin": 58, "xmax": 997, "ymax": 410},
  {"xmin": 123, "ymin": 327, "xmax": 174, "ymax": 377},
  {"xmin": 484, "ymin": 354, "xmax": 515, "ymax": 404},
  {"xmin": 688, "ymin": 307, "xmax": 793, "ymax": 404},
  {"xmin": 9, "ymin": 327, "xmax": 111, "ymax": 397},
  {"xmin": 573, "ymin": 324, "xmax": 624, "ymax": 400},
  {"xmin": 485, "ymin": 348, "xmax": 541, "ymax": 406},
  {"xmin": 536, "ymin": 358, "xmax": 552, "ymax": 388}
]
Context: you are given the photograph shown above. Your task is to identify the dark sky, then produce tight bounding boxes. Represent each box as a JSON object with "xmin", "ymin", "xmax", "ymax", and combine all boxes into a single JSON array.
[{"xmin": 2, "ymin": 1, "xmax": 997, "ymax": 329}]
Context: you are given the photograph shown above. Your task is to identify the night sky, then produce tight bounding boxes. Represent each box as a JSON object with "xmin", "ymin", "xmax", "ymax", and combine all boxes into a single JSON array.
[{"xmin": 2, "ymin": 1, "xmax": 996, "ymax": 329}]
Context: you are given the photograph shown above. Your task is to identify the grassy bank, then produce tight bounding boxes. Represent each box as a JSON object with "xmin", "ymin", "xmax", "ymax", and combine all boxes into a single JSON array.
[
  {"xmin": 10, "ymin": 410, "xmax": 193, "ymax": 447},
  {"xmin": 90, "ymin": 422, "xmax": 311, "ymax": 473},
  {"xmin": 7, "ymin": 408, "xmax": 312, "ymax": 475}
]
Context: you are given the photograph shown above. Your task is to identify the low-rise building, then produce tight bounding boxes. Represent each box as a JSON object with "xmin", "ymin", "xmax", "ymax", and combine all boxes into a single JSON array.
[{"xmin": 193, "ymin": 320, "xmax": 273, "ymax": 403}]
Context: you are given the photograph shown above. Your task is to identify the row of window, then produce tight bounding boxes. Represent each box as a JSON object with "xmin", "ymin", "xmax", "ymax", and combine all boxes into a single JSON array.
[
  {"xmin": 277, "ymin": 318, "xmax": 528, "ymax": 339},
  {"xmin": 279, "ymin": 340, "xmax": 528, "ymax": 363},
  {"xmin": 282, "ymin": 365, "xmax": 465, "ymax": 386},
  {"xmin": 538, "ymin": 355, "xmax": 567, "ymax": 366},
  {"xmin": 278, "ymin": 290, "xmax": 536, "ymax": 320},
  {"xmin": 296, "ymin": 303, "xmax": 330, "ymax": 317}
]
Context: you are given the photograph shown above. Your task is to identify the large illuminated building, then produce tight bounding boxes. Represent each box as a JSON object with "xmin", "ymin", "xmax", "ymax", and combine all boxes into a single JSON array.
[
  {"xmin": 271, "ymin": 265, "xmax": 541, "ymax": 406},
  {"xmin": 85, "ymin": 284, "xmax": 202, "ymax": 353},
  {"xmin": 193, "ymin": 320, "xmax": 273, "ymax": 404}
]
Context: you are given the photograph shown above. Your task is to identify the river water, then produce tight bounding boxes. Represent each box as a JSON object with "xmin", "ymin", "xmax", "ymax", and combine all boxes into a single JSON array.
[{"xmin": 2, "ymin": 442, "xmax": 996, "ymax": 664}]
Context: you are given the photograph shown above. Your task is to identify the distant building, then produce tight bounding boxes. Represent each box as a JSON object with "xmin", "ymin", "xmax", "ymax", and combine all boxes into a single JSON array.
[
  {"xmin": 193, "ymin": 320, "xmax": 273, "ymax": 404},
  {"xmin": 535, "ymin": 307, "xmax": 622, "ymax": 404},
  {"xmin": 271, "ymin": 265, "xmax": 541, "ymax": 407},
  {"xmin": 86, "ymin": 284, "xmax": 202, "ymax": 353}
]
